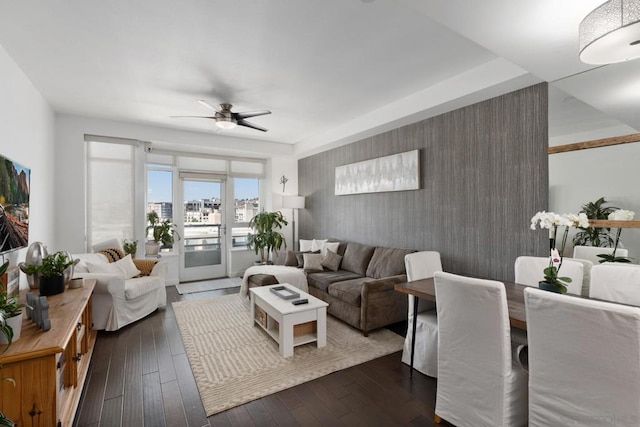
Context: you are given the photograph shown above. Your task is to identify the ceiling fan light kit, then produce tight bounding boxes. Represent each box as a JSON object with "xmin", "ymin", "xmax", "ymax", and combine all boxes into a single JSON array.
[
  {"xmin": 579, "ymin": 0, "xmax": 640, "ymax": 64},
  {"xmin": 174, "ymin": 101, "xmax": 271, "ymax": 132}
]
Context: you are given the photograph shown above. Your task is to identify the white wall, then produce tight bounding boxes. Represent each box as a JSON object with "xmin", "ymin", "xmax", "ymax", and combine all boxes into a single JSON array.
[
  {"xmin": 549, "ymin": 127, "xmax": 640, "ymax": 260},
  {"xmin": 0, "ymin": 44, "xmax": 56, "ymax": 288}
]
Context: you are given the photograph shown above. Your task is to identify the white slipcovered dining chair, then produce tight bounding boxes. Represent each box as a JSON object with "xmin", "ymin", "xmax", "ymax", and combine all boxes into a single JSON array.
[
  {"xmin": 564, "ymin": 257, "xmax": 594, "ymax": 296},
  {"xmin": 590, "ymin": 263, "xmax": 640, "ymax": 306},
  {"xmin": 514, "ymin": 256, "xmax": 584, "ymax": 295},
  {"xmin": 401, "ymin": 251, "xmax": 442, "ymax": 377},
  {"xmin": 524, "ymin": 287, "xmax": 640, "ymax": 426},
  {"xmin": 434, "ymin": 272, "xmax": 528, "ymax": 427},
  {"xmin": 573, "ymin": 245, "xmax": 629, "ymax": 266}
]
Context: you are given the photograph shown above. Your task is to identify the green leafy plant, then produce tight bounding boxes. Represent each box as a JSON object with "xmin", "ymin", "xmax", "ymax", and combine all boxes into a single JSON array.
[
  {"xmin": 247, "ymin": 211, "xmax": 288, "ymax": 263},
  {"xmin": 123, "ymin": 239, "xmax": 138, "ymax": 256},
  {"xmin": 572, "ymin": 197, "xmax": 618, "ymax": 247},
  {"xmin": 146, "ymin": 211, "xmax": 180, "ymax": 248},
  {"xmin": 0, "ymin": 260, "xmax": 25, "ymax": 350},
  {"xmin": 37, "ymin": 251, "xmax": 74, "ymax": 278}
]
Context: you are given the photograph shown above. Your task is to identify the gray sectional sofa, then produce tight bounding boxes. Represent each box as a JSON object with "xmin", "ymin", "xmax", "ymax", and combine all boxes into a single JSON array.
[{"xmin": 248, "ymin": 240, "xmax": 415, "ymax": 336}]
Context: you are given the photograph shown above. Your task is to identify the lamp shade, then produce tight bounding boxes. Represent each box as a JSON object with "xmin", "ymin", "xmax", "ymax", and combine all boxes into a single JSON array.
[
  {"xmin": 216, "ymin": 118, "xmax": 237, "ymax": 129},
  {"xmin": 282, "ymin": 195, "xmax": 305, "ymax": 209},
  {"xmin": 579, "ymin": 0, "xmax": 640, "ymax": 64}
]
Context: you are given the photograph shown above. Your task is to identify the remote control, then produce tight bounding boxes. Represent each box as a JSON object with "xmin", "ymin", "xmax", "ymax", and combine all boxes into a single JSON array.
[{"xmin": 292, "ymin": 299, "xmax": 308, "ymax": 305}]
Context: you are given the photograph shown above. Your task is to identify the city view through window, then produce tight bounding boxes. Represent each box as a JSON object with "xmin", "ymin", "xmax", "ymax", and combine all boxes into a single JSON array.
[{"xmin": 147, "ymin": 171, "xmax": 259, "ymax": 250}]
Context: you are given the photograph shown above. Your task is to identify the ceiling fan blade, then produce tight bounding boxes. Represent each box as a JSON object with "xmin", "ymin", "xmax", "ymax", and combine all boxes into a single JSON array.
[
  {"xmin": 171, "ymin": 115, "xmax": 217, "ymax": 119},
  {"xmin": 237, "ymin": 119, "xmax": 268, "ymax": 132},
  {"xmin": 234, "ymin": 110, "xmax": 272, "ymax": 120},
  {"xmin": 197, "ymin": 100, "xmax": 220, "ymax": 111}
]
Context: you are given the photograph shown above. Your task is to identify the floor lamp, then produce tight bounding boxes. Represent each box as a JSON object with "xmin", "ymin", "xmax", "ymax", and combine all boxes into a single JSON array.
[{"xmin": 282, "ymin": 195, "xmax": 305, "ymax": 251}]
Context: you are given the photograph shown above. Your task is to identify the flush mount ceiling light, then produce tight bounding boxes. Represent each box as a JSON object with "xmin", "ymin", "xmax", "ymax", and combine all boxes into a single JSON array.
[{"xmin": 579, "ymin": 0, "xmax": 640, "ymax": 64}]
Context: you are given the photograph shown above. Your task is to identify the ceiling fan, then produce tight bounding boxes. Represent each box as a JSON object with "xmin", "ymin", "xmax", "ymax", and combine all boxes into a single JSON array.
[{"xmin": 173, "ymin": 100, "xmax": 271, "ymax": 132}]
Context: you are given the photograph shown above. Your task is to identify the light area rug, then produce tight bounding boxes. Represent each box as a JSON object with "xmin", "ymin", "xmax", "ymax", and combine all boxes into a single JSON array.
[
  {"xmin": 175, "ymin": 277, "xmax": 242, "ymax": 295},
  {"xmin": 172, "ymin": 294, "xmax": 405, "ymax": 416}
]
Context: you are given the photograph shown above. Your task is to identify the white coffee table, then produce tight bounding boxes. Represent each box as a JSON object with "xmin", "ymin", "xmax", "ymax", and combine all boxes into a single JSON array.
[{"xmin": 249, "ymin": 284, "xmax": 329, "ymax": 357}]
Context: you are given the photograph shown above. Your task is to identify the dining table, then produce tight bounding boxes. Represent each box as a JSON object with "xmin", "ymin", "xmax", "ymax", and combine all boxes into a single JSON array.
[{"xmin": 394, "ymin": 277, "xmax": 528, "ymax": 377}]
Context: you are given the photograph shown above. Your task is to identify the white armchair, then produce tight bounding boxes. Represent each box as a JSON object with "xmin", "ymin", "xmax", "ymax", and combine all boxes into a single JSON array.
[{"xmin": 72, "ymin": 253, "xmax": 167, "ymax": 331}]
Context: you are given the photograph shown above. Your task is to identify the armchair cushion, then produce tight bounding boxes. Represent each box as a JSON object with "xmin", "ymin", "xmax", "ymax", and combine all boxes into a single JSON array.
[{"xmin": 86, "ymin": 254, "xmax": 141, "ymax": 279}]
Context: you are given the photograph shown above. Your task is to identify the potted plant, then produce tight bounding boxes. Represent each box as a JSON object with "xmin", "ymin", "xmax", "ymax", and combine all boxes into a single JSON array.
[
  {"xmin": 146, "ymin": 211, "xmax": 180, "ymax": 255},
  {"xmin": 123, "ymin": 239, "xmax": 138, "ymax": 258},
  {"xmin": 531, "ymin": 211, "xmax": 589, "ymax": 293},
  {"xmin": 37, "ymin": 252, "xmax": 74, "ymax": 296},
  {"xmin": 0, "ymin": 261, "xmax": 25, "ymax": 348},
  {"xmin": 247, "ymin": 211, "xmax": 288, "ymax": 264},
  {"xmin": 572, "ymin": 197, "xmax": 618, "ymax": 247}
]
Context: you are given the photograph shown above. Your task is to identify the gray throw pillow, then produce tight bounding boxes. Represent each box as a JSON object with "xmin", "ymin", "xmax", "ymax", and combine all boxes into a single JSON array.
[
  {"xmin": 303, "ymin": 253, "xmax": 324, "ymax": 272},
  {"xmin": 321, "ymin": 250, "xmax": 343, "ymax": 272},
  {"xmin": 285, "ymin": 251, "xmax": 302, "ymax": 267}
]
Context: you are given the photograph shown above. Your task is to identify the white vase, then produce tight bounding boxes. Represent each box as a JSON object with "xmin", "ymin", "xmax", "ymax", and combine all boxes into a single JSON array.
[
  {"xmin": 145, "ymin": 241, "xmax": 160, "ymax": 256},
  {"xmin": 0, "ymin": 312, "xmax": 23, "ymax": 344}
]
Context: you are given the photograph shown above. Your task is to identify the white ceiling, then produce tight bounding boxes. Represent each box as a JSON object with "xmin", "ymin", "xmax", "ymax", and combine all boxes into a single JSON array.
[{"xmin": 0, "ymin": 0, "xmax": 637, "ymax": 156}]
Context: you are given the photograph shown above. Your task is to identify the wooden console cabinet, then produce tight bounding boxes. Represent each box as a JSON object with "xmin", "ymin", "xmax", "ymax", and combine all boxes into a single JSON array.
[{"xmin": 0, "ymin": 280, "xmax": 96, "ymax": 427}]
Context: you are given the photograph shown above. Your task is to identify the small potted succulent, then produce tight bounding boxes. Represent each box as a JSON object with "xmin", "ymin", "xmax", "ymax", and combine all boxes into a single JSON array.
[{"xmin": 0, "ymin": 261, "xmax": 25, "ymax": 347}]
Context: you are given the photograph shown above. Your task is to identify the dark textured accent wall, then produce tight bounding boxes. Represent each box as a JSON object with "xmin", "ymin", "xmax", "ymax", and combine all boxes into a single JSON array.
[{"xmin": 298, "ymin": 83, "xmax": 548, "ymax": 282}]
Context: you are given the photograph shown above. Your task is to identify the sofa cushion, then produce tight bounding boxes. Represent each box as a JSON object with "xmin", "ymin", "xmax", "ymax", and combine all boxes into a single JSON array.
[
  {"xmin": 299, "ymin": 239, "xmax": 313, "ymax": 252},
  {"xmin": 307, "ymin": 270, "xmax": 363, "ymax": 293},
  {"xmin": 125, "ymin": 275, "xmax": 163, "ymax": 300},
  {"xmin": 341, "ymin": 243, "xmax": 375, "ymax": 275},
  {"xmin": 328, "ymin": 277, "xmax": 374, "ymax": 307},
  {"xmin": 303, "ymin": 253, "xmax": 324, "ymax": 272},
  {"xmin": 285, "ymin": 250, "xmax": 302, "ymax": 267},
  {"xmin": 321, "ymin": 250, "xmax": 343, "ymax": 271},
  {"xmin": 366, "ymin": 247, "xmax": 415, "ymax": 279}
]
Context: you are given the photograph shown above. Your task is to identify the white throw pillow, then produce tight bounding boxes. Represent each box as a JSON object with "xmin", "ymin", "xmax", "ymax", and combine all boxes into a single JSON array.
[
  {"xmin": 115, "ymin": 254, "xmax": 142, "ymax": 279},
  {"xmin": 299, "ymin": 239, "xmax": 314, "ymax": 252},
  {"xmin": 86, "ymin": 260, "xmax": 122, "ymax": 276},
  {"xmin": 311, "ymin": 239, "xmax": 328, "ymax": 252},
  {"xmin": 86, "ymin": 254, "xmax": 140, "ymax": 279},
  {"xmin": 321, "ymin": 241, "xmax": 340, "ymax": 256}
]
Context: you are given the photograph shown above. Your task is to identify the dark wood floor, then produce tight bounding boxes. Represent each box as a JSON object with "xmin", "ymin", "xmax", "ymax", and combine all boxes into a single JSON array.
[{"xmin": 73, "ymin": 285, "xmax": 443, "ymax": 426}]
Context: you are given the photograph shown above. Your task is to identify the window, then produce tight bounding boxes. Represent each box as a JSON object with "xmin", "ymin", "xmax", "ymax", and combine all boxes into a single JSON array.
[
  {"xmin": 232, "ymin": 177, "xmax": 260, "ymax": 247},
  {"xmin": 147, "ymin": 165, "xmax": 174, "ymax": 238}
]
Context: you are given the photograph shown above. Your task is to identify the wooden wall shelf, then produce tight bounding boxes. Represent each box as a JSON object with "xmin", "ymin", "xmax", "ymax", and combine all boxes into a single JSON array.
[{"xmin": 589, "ymin": 220, "xmax": 640, "ymax": 229}]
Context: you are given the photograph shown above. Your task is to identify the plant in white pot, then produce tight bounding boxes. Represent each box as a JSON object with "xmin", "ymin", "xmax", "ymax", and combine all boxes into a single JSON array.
[
  {"xmin": 0, "ymin": 261, "xmax": 25, "ymax": 347},
  {"xmin": 247, "ymin": 211, "xmax": 288, "ymax": 264},
  {"xmin": 146, "ymin": 211, "xmax": 180, "ymax": 255}
]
